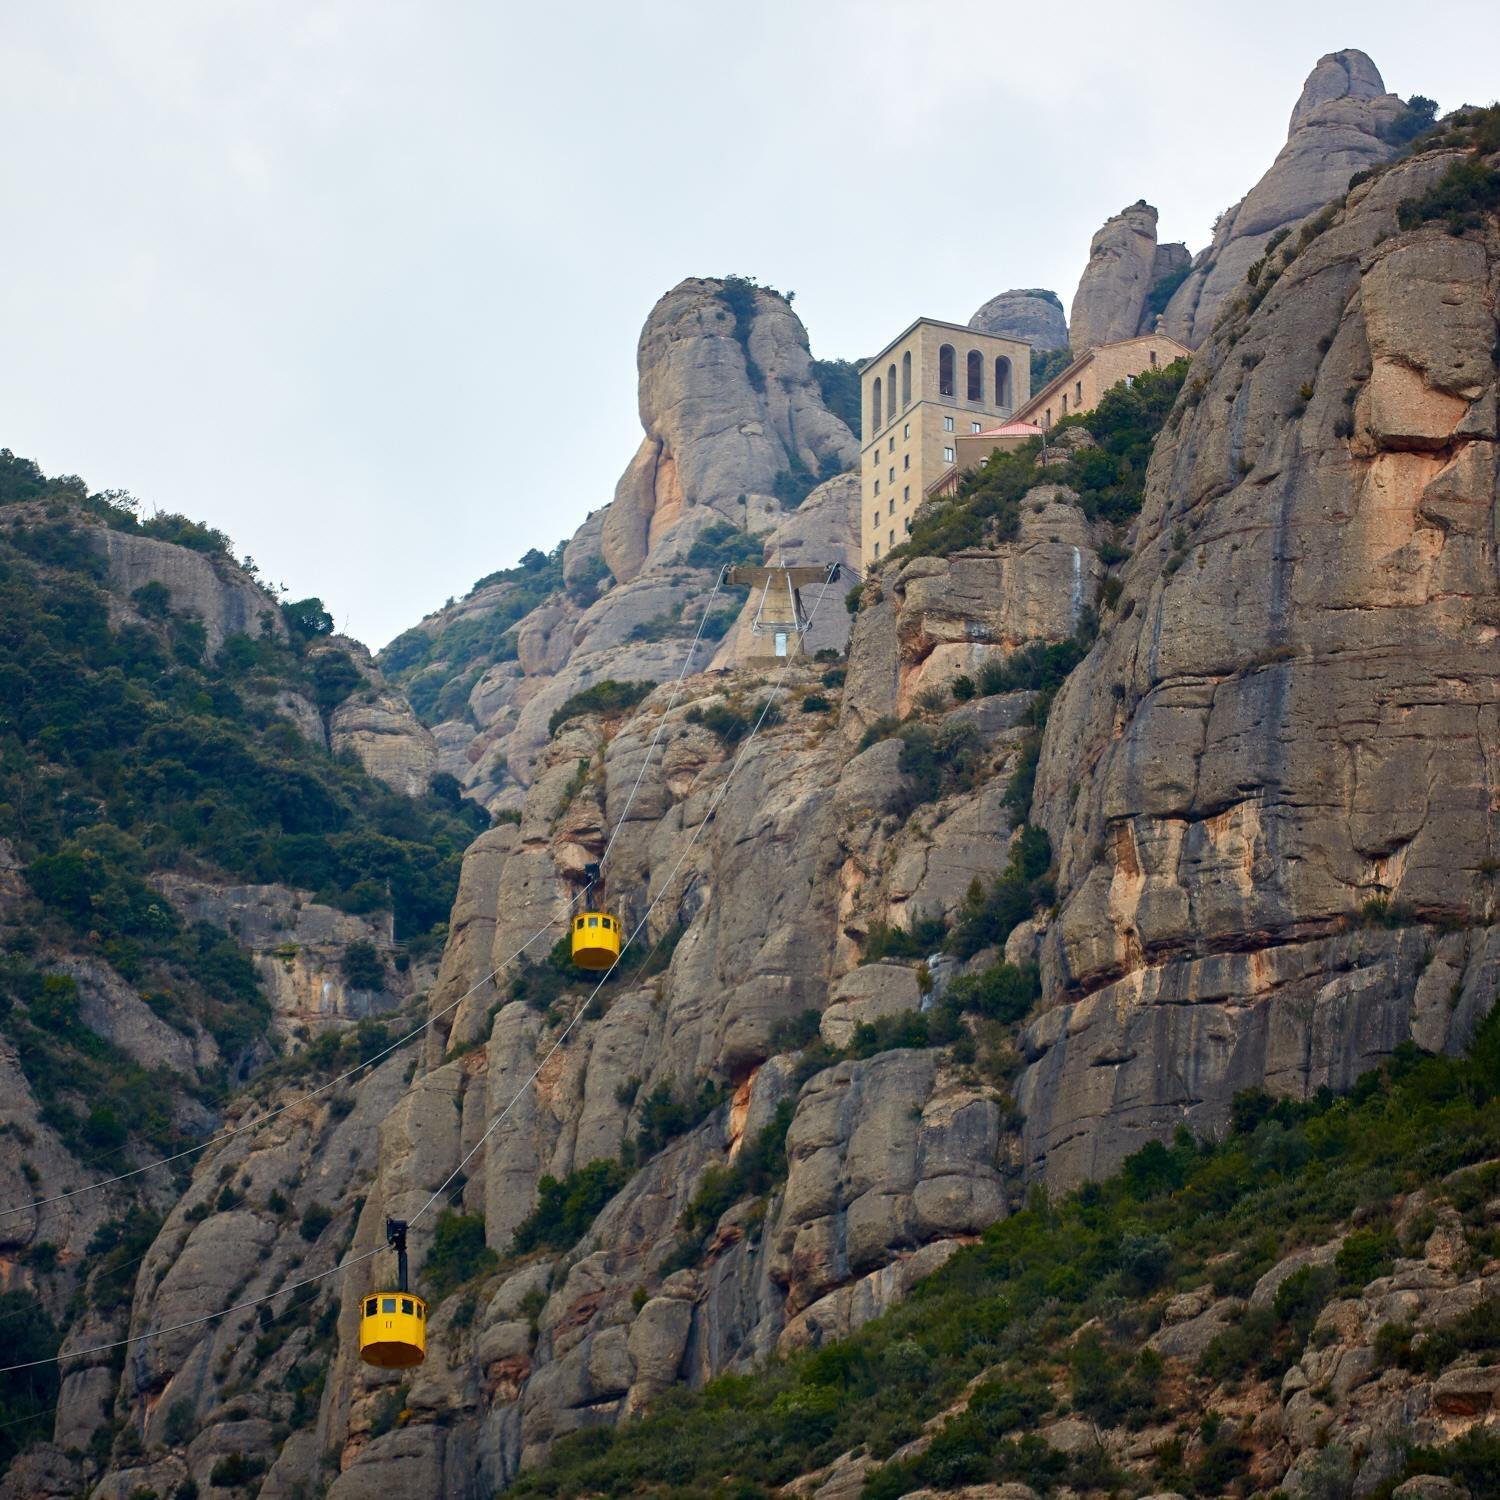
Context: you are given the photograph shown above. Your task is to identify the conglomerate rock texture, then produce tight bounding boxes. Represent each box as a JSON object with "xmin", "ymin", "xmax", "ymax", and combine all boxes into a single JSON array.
[
  {"xmin": 9, "ymin": 69, "xmax": 1500, "ymax": 1500},
  {"xmin": 1023, "ymin": 141, "xmax": 1500, "ymax": 1185},
  {"xmin": 393, "ymin": 278, "xmax": 859, "ymax": 807},
  {"xmin": 1163, "ymin": 50, "xmax": 1404, "ymax": 346}
]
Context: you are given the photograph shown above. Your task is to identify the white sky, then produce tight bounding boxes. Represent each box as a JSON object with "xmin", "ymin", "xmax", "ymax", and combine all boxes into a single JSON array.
[{"xmin": 3, "ymin": 0, "xmax": 1496, "ymax": 648}]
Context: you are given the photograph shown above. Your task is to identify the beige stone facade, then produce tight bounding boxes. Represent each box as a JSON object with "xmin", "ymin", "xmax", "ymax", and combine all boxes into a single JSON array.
[
  {"xmin": 859, "ymin": 318, "xmax": 1031, "ymax": 569},
  {"xmin": 1013, "ymin": 332, "xmax": 1191, "ymax": 431}
]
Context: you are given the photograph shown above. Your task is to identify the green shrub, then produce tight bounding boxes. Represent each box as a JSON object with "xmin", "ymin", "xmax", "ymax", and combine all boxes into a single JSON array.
[
  {"xmin": 340, "ymin": 940, "xmax": 386, "ymax": 991},
  {"xmin": 298, "ymin": 1203, "xmax": 333, "ymax": 1242},
  {"xmin": 811, "ymin": 358, "xmax": 862, "ymax": 437},
  {"xmin": 547, "ymin": 679, "xmax": 654, "ymax": 737},
  {"xmin": 947, "ymin": 827, "xmax": 1053, "ymax": 960},
  {"xmin": 423, "ymin": 1211, "xmax": 499, "ymax": 1299},
  {"xmin": 1398, "ymin": 155, "xmax": 1500, "ymax": 235},
  {"xmin": 800, "ymin": 693, "xmax": 832, "ymax": 713},
  {"xmin": 863, "ymin": 917, "xmax": 947, "ymax": 963},
  {"xmin": 686, "ymin": 698, "xmax": 780, "ymax": 746},
  {"xmin": 511, "ymin": 1159, "xmax": 629, "ymax": 1255}
]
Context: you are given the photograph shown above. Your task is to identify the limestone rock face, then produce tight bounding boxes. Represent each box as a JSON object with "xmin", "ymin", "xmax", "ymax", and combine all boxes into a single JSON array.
[
  {"xmin": 329, "ymin": 688, "xmax": 438, "ymax": 797},
  {"xmin": 1068, "ymin": 201, "xmax": 1163, "ymax": 353},
  {"xmin": 90, "ymin": 526, "xmax": 285, "ymax": 656},
  {"xmin": 153, "ymin": 874, "xmax": 415, "ymax": 1033},
  {"xmin": 1163, "ymin": 50, "xmax": 1404, "ymax": 345},
  {"xmin": 968, "ymin": 288, "xmax": 1068, "ymax": 351},
  {"xmin": 1020, "ymin": 143, "xmax": 1500, "ymax": 1186},
  {"xmin": 389, "ymin": 277, "xmax": 858, "ymax": 804},
  {"xmin": 606, "ymin": 278, "xmax": 858, "ymax": 585}
]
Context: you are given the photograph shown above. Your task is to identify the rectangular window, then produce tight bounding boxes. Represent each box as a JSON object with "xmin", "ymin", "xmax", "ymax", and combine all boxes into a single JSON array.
[
  {"xmin": 1075, "ymin": 381, "xmax": 1083, "ymax": 404},
  {"xmin": 873, "ymin": 540, "xmax": 880, "ymax": 558},
  {"xmin": 401, "ymin": 1298, "xmax": 414, "ymax": 1315},
  {"xmin": 872, "ymin": 512, "xmax": 879, "ymax": 527},
  {"xmin": 903, "ymin": 454, "xmax": 909, "ymax": 470},
  {"xmin": 943, "ymin": 446, "xmax": 955, "ymax": 462},
  {"xmin": 587, "ymin": 916, "xmax": 598, "ymax": 927},
  {"xmin": 903, "ymin": 485, "xmax": 909, "ymax": 501},
  {"xmin": 943, "ymin": 416, "xmax": 954, "ymax": 432},
  {"xmin": 903, "ymin": 422, "xmax": 910, "ymax": 439},
  {"xmin": 888, "ymin": 498, "xmax": 894, "ymax": 516},
  {"xmin": 1149, "ymin": 350, "xmax": 1157, "ymax": 366},
  {"xmin": 874, "ymin": 479, "xmax": 880, "ymax": 495},
  {"xmin": 888, "ymin": 467, "xmax": 895, "ymax": 483},
  {"xmin": 365, "ymin": 1299, "xmax": 377, "ymax": 1317},
  {"xmin": 382, "ymin": 1298, "xmax": 396, "ymax": 1313},
  {"xmin": 774, "ymin": 631, "xmax": 788, "ymax": 657},
  {"xmin": 971, "ymin": 421, "xmax": 982, "ymax": 433},
  {"xmin": 888, "ymin": 436, "xmax": 895, "ymax": 453}
]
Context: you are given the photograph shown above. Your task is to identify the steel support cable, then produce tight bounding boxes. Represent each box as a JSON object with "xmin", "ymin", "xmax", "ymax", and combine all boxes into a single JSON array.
[
  {"xmin": 0, "ymin": 569, "xmax": 764, "ymax": 1373},
  {"xmin": 0, "ymin": 572, "xmax": 731, "ymax": 1224},
  {"xmin": 405, "ymin": 569, "xmax": 838, "ymax": 1233}
]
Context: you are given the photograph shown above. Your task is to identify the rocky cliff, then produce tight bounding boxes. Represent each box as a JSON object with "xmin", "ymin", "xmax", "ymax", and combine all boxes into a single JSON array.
[
  {"xmin": 1163, "ymin": 50, "xmax": 1406, "ymax": 346},
  {"xmin": 1025, "ymin": 131, "xmax": 1500, "ymax": 1185},
  {"xmin": 1068, "ymin": 201, "xmax": 1190, "ymax": 353},
  {"xmin": 4, "ymin": 63, "xmax": 1499, "ymax": 1500},
  {"xmin": 381, "ymin": 277, "xmax": 859, "ymax": 809}
]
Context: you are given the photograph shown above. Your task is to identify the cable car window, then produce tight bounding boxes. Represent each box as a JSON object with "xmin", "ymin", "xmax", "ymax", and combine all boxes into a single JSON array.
[
  {"xmin": 588, "ymin": 916, "xmax": 598, "ymax": 927},
  {"xmin": 417, "ymin": 1304, "xmax": 425, "ymax": 1320},
  {"xmin": 382, "ymin": 1298, "xmax": 396, "ymax": 1313},
  {"xmin": 401, "ymin": 1298, "xmax": 414, "ymax": 1315},
  {"xmin": 365, "ymin": 1299, "xmax": 376, "ymax": 1317},
  {"xmin": 575, "ymin": 917, "xmax": 584, "ymax": 930}
]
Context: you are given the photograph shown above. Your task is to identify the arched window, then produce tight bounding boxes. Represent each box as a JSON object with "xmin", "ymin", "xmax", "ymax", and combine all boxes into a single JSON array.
[
  {"xmin": 888, "ymin": 363, "xmax": 897, "ymax": 420},
  {"xmin": 994, "ymin": 356, "xmax": 1012, "ymax": 409},
  {"xmin": 966, "ymin": 350, "xmax": 983, "ymax": 401},
  {"xmin": 901, "ymin": 350, "xmax": 911, "ymax": 407},
  {"xmin": 872, "ymin": 376, "xmax": 882, "ymax": 432},
  {"xmin": 939, "ymin": 344, "xmax": 955, "ymax": 397}
]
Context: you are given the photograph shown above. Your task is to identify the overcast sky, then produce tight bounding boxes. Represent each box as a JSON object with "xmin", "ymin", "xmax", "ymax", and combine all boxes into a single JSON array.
[{"xmin": 3, "ymin": 1, "xmax": 1496, "ymax": 648}]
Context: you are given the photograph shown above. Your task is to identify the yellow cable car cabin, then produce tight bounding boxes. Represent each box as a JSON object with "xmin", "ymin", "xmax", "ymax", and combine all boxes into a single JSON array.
[
  {"xmin": 572, "ymin": 911, "xmax": 621, "ymax": 970},
  {"xmin": 359, "ymin": 1289, "xmax": 427, "ymax": 1368},
  {"xmin": 359, "ymin": 1218, "xmax": 426, "ymax": 1368}
]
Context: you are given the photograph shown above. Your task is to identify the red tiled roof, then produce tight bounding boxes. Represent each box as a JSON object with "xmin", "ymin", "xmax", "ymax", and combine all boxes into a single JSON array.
[{"xmin": 970, "ymin": 421, "xmax": 1044, "ymax": 437}]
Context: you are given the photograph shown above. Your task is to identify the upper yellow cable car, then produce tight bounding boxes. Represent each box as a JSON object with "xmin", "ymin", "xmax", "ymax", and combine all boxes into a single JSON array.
[
  {"xmin": 359, "ymin": 1219, "xmax": 426, "ymax": 1368},
  {"xmin": 571, "ymin": 862, "xmax": 621, "ymax": 970},
  {"xmin": 571, "ymin": 910, "xmax": 621, "ymax": 970}
]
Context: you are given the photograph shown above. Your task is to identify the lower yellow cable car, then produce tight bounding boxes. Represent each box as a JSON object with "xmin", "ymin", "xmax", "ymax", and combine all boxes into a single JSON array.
[
  {"xmin": 571, "ymin": 911, "xmax": 621, "ymax": 970},
  {"xmin": 359, "ymin": 1219, "xmax": 426, "ymax": 1368}
]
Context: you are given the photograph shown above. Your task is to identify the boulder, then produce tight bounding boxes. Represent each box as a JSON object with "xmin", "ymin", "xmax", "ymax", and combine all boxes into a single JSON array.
[{"xmin": 968, "ymin": 288, "xmax": 1068, "ymax": 352}]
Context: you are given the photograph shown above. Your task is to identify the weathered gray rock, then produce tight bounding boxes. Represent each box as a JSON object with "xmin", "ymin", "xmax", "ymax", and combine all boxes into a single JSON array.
[
  {"xmin": 604, "ymin": 277, "xmax": 856, "ymax": 584},
  {"xmin": 968, "ymin": 288, "xmax": 1068, "ymax": 351},
  {"xmin": 90, "ymin": 525, "xmax": 284, "ymax": 655},
  {"xmin": 330, "ymin": 688, "xmax": 438, "ymax": 797},
  {"xmin": 1069, "ymin": 201, "xmax": 1162, "ymax": 353},
  {"xmin": 1163, "ymin": 50, "xmax": 1404, "ymax": 345},
  {"xmin": 1021, "ymin": 141, "xmax": 1500, "ymax": 1185},
  {"xmin": 819, "ymin": 964, "xmax": 922, "ymax": 1048}
]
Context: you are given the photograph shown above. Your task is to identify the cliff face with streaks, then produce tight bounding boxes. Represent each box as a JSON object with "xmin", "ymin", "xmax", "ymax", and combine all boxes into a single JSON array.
[{"xmin": 5, "ymin": 50, "xmax": 1500, "ymax": 1500}]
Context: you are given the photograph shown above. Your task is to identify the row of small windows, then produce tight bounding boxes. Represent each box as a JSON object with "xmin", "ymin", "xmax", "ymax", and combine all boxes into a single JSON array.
[
  {"xmin": 365, "ymin": 1297, "xmax": 425, "ymax": 1318},
  {"xmin": 871, "ymin": 347, "xmax": 1014, "ymax": 430}
]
